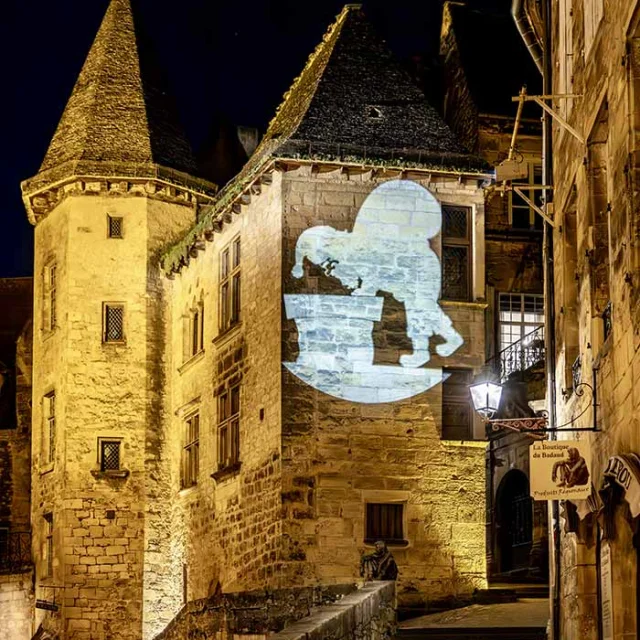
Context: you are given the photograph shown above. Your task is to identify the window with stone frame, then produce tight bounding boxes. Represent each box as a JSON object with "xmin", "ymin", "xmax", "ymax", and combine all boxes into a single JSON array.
[
  {"xmin": 441, "ymin": 205, "xmax": 471, "ymax": 301},
  {"xmin": 107, "ymin": 215, "xmax": 124, "ymax": 239},
  {"xmin": 185, "ymin": 297, "xmax": 204, "ymax": 360},
  {"xmin": 181, "ymin": 413, "xmax": 199, "ymax": 489},
  {"xmin": 98, "ymin": 438, "xmax": 122, "ymax": 472},
  {"xmin": 44, "ymin": 263, "xmax": 57, "ymax": 332},
  {"xmin": 365, "ymin": 503, "xmax": 406, "ymax": 545},
  {"xmin": 498, "ymin": 293, "xmax": 545, "ymax": 354},
  {"xmin": 219, "ymin": 236, "xmax": 241, "ymax": 334},
  {"xmin": 217, "ymin": 384, "xmax": 240, "ymax": 471},
  {"xmin": 441, "ymin": 368, "xmax": 474, "ymax": 440},
  {"xmin": 103, "ymin": 303, "xmax": 125, "ymax": 343},
  {"xmin": 43, "ymin": 391, "xmax": 55, "ymax": 465},
  {"xmin": 43, "ymin": 513, "xmax": 53, "ymax": 579},
  {"xmin": 587, "ymin": 101, "xmax": 611, "ymax": 344},
  {"xmin": 508, "ymin": 163, "xmax": 544, "ymax": 231}
]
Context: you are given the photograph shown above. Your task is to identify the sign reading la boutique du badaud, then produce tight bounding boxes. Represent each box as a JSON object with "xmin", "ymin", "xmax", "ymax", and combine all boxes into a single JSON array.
[{"xmin": 529, "ymin": 440, "xmax": 592, "ymax": 501}]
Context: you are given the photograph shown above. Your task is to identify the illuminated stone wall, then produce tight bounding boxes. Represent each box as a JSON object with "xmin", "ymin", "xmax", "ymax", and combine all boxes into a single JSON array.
[
  {"xmin": 280, "ymin": 166, "xmax": 488, "ymax": 608},
  {"xmin": 0, "ymin": 570, "xmax": 34, "ymax": 640},
  {"xmin": 30, "ymin": 188, "xmax": 196, "ymax": 640},
  {"xmin": 551, "ymin": 2, "xmax": 640, "ymax": 639},
  {"xmin": 166, "ymin": 171, "xmax": 283, "ymax": 603}
]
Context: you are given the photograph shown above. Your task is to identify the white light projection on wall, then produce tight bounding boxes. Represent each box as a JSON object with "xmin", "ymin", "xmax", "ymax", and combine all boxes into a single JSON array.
[{"xmin": 284, "ymin": 179, "xmax": 464, "ymax": 403}]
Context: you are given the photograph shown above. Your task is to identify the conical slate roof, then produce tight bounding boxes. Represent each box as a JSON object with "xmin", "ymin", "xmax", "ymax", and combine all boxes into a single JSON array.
[{"xmin": 38, "ymin": 0, "xmax": 197, "ymax": 176}]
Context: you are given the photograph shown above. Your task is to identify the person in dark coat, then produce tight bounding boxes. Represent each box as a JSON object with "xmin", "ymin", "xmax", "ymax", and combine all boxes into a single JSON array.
[{"xmin": 360, "ymin": 541, "xmax": 399, "ymax": 581}]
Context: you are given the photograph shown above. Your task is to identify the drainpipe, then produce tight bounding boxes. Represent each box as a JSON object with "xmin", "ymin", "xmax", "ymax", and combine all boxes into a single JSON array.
[
  {"xmin": 511, "ymin": 0, "xmax": 559, "ymax": 638},
  {"xmin": 511, "ymin": 0, "xmax": 544, "ymax": 74}
]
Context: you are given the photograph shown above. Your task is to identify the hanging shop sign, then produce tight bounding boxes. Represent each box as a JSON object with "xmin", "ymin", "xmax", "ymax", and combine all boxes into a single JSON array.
[
  {"xmin": 35, "ymin": 599, "xmax": 59, "ymax": 612},
  {"xmin": 601, "ymin": 454, "xmax": 640, "ymax": 518},
  {"xmin": 600, "ymin": 541, "xmax": 614, "ymax": 640},
  {"xmin": 529, "ymin": 440, "xmax": 591, "ymax": 500}
]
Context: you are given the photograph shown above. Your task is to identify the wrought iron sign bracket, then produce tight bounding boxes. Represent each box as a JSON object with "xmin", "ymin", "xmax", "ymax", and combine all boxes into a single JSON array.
[{"xmin": 487, "ymin": 381, "xmax": 598, "ymax": 440}]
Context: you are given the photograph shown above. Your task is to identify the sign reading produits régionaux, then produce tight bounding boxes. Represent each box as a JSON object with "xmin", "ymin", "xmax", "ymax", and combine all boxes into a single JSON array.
[{"xmin": 529, "ymin": 440, "xmax": 591, "ymax": 500}]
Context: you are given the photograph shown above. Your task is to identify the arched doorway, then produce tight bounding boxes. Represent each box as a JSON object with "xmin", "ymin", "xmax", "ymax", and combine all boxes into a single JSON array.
[{"xmin": 496, "ymin": 470, "xmax": 533, "ymax": 575}]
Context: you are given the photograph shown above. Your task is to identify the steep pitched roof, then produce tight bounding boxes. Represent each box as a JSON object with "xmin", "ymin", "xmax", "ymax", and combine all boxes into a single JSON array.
[
  {"xmin": 162, "ymin": 4, "xmax": 489, "ymax": 271},
  {"xmin": 38, "ymin": 0, "xmax": 197, "ymax": 176},
  {"xmin": 255, "ymin": 3, "xmax": 486, "ymax": 171}
]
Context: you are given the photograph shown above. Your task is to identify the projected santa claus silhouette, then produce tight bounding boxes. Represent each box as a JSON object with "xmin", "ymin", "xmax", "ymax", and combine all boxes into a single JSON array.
[{"xmin": 285, "ymin": 179, "xmax": 463, "ymax": 403}]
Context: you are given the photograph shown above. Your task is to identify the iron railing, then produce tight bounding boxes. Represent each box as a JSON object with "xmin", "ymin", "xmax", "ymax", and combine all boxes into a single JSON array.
[
  {"xmin": 0, "ymin": 531, "xmax": 32, "ymax": 574},
  {"xmin": 490, "ymin": 325, "xmax": 546, "ymax": 382}
]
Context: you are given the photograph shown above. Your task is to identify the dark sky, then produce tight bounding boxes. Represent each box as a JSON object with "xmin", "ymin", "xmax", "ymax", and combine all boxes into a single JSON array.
[{"xmin": 1, "ymin": 0, "xmax": 518, "ymax": 278}]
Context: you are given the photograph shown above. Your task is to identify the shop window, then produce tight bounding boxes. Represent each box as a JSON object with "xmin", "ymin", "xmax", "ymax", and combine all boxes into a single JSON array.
[
  {"xmin": 365, "ymin": 503, "xmax": 405, "ymax": 545},
  {"xmin": 181, "ymin": 413, "xmax": 199, "ymax": 489},
  {"xmin": 441, "ymin": 205, "xmax": 471, "ymax": 301},
  {"xmin": 442, "ymin": 368, "xmax": 474, "ymax": 440},
  {"xmin": 219, "ymin": 237, "xmax": 241, "ymax": 333}
]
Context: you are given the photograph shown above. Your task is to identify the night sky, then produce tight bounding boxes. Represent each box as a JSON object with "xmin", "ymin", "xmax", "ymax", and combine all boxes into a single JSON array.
[{"xmin": 1, "ymin": 0, "xmax": 514, "ymax": 278}]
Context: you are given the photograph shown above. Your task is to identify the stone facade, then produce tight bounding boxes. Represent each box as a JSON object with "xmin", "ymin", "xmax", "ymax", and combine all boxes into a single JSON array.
[
  {"xmin": 0, "ymin": 570, "xmax": 35, "ymax": 640},
  {"xmin": 16, "ymin": 2, "xmax": 509, "ymax": 638},
  {"xmin": 279, "ymin": 166, "xmax": 487, "ymax": 607},
  {"xmin": 549, "ymin": 0, "xmax": 640, "ymax": 638}
]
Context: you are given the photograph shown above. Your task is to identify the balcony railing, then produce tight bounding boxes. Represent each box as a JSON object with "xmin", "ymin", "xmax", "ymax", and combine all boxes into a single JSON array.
[
  {"xmin": 0, "ymin": 531, "xmax": 32, "ymax": 574},
  {"xmin": 490, "ymin": 325, "xmax": 546, "ymax": 382}
]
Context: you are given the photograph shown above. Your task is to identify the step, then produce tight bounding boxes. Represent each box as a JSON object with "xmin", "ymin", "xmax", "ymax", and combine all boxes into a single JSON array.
[{"xmin": 396, "ymin": 628, "xmax": 546, "ymax": 640}]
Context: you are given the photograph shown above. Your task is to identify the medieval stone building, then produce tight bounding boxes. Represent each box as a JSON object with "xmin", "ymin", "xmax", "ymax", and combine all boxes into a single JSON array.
[
  {"xmin": 515, "ymin": 0, "xmax": 640, "ymax": 637},
  {"xmin": 3, "ymin": 0, "xmax": 553, "ymax": 638}
]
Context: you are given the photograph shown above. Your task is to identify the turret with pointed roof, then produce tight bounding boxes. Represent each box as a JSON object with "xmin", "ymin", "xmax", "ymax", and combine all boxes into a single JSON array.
[{"xmin": 22, "ymin": 0, "xmax": 216, "ymax": 223}]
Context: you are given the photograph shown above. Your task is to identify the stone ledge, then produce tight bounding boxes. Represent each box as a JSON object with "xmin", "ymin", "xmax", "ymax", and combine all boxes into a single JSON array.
[
  {"xmin": 90, "ymin": 469, "xmax": 130, "ymax": 480},
  {"xmin": 211, "ymin": 461, "xmax": 242, "ymax": 482},
  {"xmin": 270, "ymin": 581, "xmax": 396, "ymax": 640}
]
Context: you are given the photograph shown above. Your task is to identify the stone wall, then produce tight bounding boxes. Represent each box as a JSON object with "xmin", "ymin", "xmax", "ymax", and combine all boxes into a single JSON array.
[
  {"xmin": 30, "ymin": 189, "xmax": 198, "ymax": 640},
  {"xmin": 165, "ymin": 171, "xmax": 283, "ymax": 614},
  {"xmin": 550, "ymin": 1, "xmax": 640, "ymax": 639},
  {"xmin": 153, "ymin": 584, "xmax": 357, "ymax": 640},
  {"xmin": 280, "ymin": 167, "xmax": 487, "ymax": 609},
  {"xmin": 271, "ymin": 582, "xmax": 395, "ymax": 640},
  {"xmin": 0, "ymin": 570, "xmax": 34, "ymax": 640}
]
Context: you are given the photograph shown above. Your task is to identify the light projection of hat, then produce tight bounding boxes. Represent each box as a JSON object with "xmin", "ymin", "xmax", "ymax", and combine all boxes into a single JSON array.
[{"xmin": 284, "ymin": 180, "xmax": 464, "ymax": 403}]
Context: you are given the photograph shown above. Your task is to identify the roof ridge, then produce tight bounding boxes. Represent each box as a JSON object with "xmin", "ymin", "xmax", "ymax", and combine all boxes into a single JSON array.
[{"xmin": 262, "ymin": 5, "xmax": 351, "ymax": 142}]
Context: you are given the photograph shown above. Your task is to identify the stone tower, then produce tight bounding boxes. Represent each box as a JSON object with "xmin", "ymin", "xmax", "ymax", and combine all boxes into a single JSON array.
[{"xmin": 21, "ymin": 0, "xmax": 216, "ymax": 638}]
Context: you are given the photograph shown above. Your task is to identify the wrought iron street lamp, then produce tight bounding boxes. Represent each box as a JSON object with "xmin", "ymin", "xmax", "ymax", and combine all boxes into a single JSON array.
[
  {"xmin": 469, "ymin": 377, "xmax": 598, "ymax": 438},
  {"xmin": 469, "ymin": 380, "xmax": 503, "ymax": 420}
]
